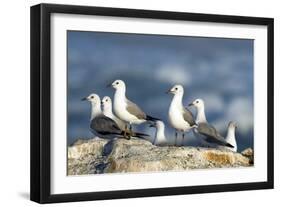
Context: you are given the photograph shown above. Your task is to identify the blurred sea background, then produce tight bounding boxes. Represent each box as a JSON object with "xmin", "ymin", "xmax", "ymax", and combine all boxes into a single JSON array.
[{"xmin": 67, "ymin": 31, "xmax": 254, "ymax": 152}]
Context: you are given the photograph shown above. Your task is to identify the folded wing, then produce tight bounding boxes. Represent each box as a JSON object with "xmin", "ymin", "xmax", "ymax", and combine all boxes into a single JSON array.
[
  {"xmin": 91, "ymin": 115, "xmax": 122, "ymax": 135},
  {"xmin": 197, "ymin": 123, "xmax": 233, "ymax": 147}
]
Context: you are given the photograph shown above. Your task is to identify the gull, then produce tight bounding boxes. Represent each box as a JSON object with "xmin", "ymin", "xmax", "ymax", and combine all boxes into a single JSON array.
[
  {"xmin": 81, "ymin": 93, "xmax": 148, "ymax": 140},
  {"xmin": 167, "ymin": 84, "xmax": 196, "ymax": 146},
  {"xmin": 149, "ymin": 120, "xmax": 170, "ymax": 146},
  {"xmin": 188, "ymin": 99, "xmax": 234, "ymax": 148},
  {"xmin": 224, "ymin": 121, "xmax": 238, "ymax": 152},
  {"xmin": 108, "ymin": 79, "xmax": 159, "ymax": 134},
  {"xmin": 101, "ymin": 96, "xmax": 126, "ymax": 131}
]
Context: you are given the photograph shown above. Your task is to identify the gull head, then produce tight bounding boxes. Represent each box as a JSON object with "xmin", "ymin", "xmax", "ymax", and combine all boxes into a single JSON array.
[
  {"xmin": 189, "ymin": 98, "xmax": 204, "ymax": 109},
  {"xmin": 101, "ymin": 96, "xmax": 112, "ymax": 109},
  {"xmin": 166, "ymin": 84, "xmax": 184, "ymax": 95},
  {"xmin": 110, "ymin": 79, "xmax": 126, "ymax": 90},
  {"xmin": 81, "ymin": 93, "xmax": 101, "ymax": 105},
  {"xmin": 149, "ymin": 120, "xmax": 164, "ymax": 129},
  {"xmin": 228, "ymin": 121, "xmax": 238, "ymax": 129}
]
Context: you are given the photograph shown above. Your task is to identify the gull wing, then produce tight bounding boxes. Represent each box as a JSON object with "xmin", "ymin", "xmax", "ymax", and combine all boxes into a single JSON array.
[
  {"xmin": 126, "ymin": 99, "xmax": 146, "ymax": 120},
  {"xmin": 91, "ymin": 115, "xmax": 122, "ymax": 135},
  {"xmin": 197, "ymin": 123, "xmax": 231, "ymax": 147},
  {"xmin": 182, "ymin": 107, "xmax": 196, "ymax": 126}
]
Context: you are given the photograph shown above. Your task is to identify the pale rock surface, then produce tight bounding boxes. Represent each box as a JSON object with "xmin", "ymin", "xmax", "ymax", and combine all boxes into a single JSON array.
[{"xmin": 68, "ymin": 137, "xmax": 253, "ymax": 175}]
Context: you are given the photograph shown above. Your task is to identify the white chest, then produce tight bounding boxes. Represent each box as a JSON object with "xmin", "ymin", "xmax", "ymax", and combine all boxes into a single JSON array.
[
  {"xmin": 114, "ymin": 97, "xmax": 125, "ymax": 112},
  {"xmin": 225, "ymin": 132, "xmax": 237, "ymax": 152},
  {"xmin": 155, "ymin": 131, "xmax": 166, "ymax": 144},
  {"xmin": 154, "ymin": 137, "xmax": 167, "ymax": 146},
  {"xmin": 113, "ymin": 95, "xmax": 143, "ymax": 124},
  {"xmin": 168, "ymin": 105, "xmax": 190, "ymax": 131},
  {"xmin": 103, "ymin": 110, "xmax": 114, "ymax": 120},
  {"xmin": 113, "ymin": 98, "xmax": 127, "ymax": 118}
]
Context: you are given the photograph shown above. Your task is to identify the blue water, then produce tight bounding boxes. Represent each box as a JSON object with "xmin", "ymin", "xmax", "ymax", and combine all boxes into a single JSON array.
[{"xmin": 67, "ymin": 31, "xmax": 254, "ymax": 152}]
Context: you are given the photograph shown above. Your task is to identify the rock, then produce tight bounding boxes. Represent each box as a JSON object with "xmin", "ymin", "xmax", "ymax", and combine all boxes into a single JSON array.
[
  {"xmin": 67, "ymin": 137, "xmax": 253, "ymax": 175},
  {"xmin": 67, "ymin": 138, "xmax": 108, "ymax": 175},
  {"xmin": 241, "ymin": 148, "xmax": 254, "ymax": 164}
]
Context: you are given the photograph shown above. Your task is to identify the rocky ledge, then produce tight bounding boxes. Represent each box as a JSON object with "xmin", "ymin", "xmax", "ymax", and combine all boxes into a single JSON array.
[{"xmin": 68, "ymin": 137, "xmax": 253, "ymax": 175}]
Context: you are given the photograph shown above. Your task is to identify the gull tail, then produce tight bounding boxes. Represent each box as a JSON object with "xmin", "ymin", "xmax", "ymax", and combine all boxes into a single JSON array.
[
  {"xmin": 121, "ymin": 130, "xmax": 149, "ymax": 140},
  {"xmin": 146, "ymin": 115, "xmax": 160, "ymax": 122},
  {"xmin": 215, "ymin": 137, "xmax": 235, "ymax": 148},
  {"xmin": 225, "ymin": 142, "xmax": 234, "ymax": 148},
  {"xmin": 133, "ymin": 132, "xmax": 150, "ymax": 139}
]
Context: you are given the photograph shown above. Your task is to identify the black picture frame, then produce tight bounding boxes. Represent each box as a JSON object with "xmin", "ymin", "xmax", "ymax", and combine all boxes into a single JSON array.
[{"xmin": 30, "ymin": 3, "xmax": 274, "ymax": 204}]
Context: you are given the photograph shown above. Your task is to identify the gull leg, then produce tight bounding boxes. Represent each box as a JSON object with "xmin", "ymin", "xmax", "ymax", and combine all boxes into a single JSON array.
[
  {"xmin": 174, "ymin": 131, "xmax": 178, "ymax": 146},
  {"xmin": 124, "ymin": 124, "xmax": 128, "ymax": 139},
  {"xmin": 182, "ymin": 133, "xmax": 185, "ymax": 146},
  {"xmin": 128, "ymin": 124, "xmax": 132, "ymax": 139}
]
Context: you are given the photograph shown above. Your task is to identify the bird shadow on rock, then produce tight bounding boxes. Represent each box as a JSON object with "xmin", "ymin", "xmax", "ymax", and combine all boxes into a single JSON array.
[
  {"xmin": 94, "ymin": 139, "xmax": 117, "ymax": 174},
  {"xmin": 102, "ymin": 139, "xmax": 116, "ymax": 157}
]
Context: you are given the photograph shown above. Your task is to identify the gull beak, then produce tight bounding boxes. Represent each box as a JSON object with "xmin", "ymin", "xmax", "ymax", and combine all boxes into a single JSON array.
[
  {"xmin": 81, "ymin": 97, "xmax": 87, "ymax": 101},
  {"xmin": 165, "ymin": 89, "xmax": 172, "ymax": 94},
  {"xmin": 188, "ymin": 102, "xmax": 194, "ymax": 107},
  {"xmin": 106, "ymin": 83, "xmax": 112, "ymax": 88}
]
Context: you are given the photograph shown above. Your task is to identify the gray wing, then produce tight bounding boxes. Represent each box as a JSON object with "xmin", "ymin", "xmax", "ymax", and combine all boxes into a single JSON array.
[
  {"xmin": 182, "ymin": 107, "xmax": 196, "ymax": 126},
  {"xmin": 91, "ymin": 115, "xmax": 122, "ymax": 135},
  {"xmin": 126, "ymin": 99, "xmax": 146, "ymax": 119},
  {"xmin": 197, "ymin": 123, "xmax": 229, "ymax": 146}
]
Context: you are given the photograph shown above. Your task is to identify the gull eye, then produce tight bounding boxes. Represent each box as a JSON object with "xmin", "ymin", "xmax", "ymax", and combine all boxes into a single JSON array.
[
  {"xmin": 175, "ymin": 87, "xmax": 178, "ymax": 90},
  {"xmin": 116, "ymin": 82, "xmax": 119, "ymax": 85},
  {"xmin": 196, "ymin": 101, "xmax": 199, "ymax": 103},
  {"xmin": 91, "ymin": 96, "xmax": 94, "ymax": 99}
]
